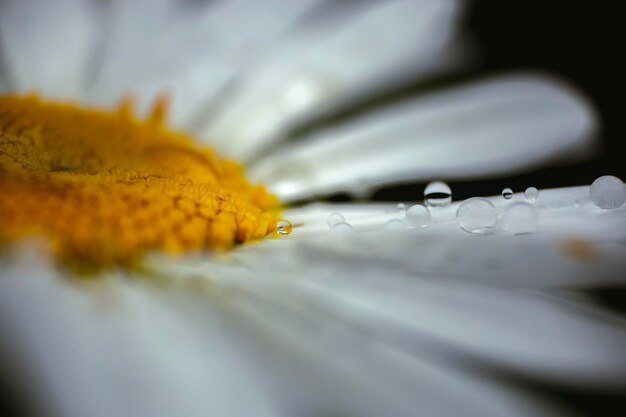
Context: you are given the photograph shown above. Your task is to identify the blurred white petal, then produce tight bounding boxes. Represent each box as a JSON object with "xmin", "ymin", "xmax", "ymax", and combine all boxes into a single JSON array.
[
  {"xmin": 2, "ymin": 250, "xmax": 567, "ymax": 417},
  {"xmin": 204, "ymin": 0, "xmax": 463, "ymax": 160},
  {"xmin": 213, "ymin": 250, "xmax": 626, "ymax": 387},
  {"xmin": 251, "ymin": 74, "xmax": 597, "ymax": 202},
  {"xmin": 85, "ymin": 0, "xmax": 326, "ymax": 128},
  {"xmin": 0, "ymin": 257, "xmax": 279, "ymax": 417},
  {"xmin": 0, "ymin": 0, "xmax": 98, "ymax": 98}
]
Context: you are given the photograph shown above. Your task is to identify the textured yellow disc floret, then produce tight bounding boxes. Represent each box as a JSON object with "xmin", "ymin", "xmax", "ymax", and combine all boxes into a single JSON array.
[{"xmin": 0, "ymin": 94, "xmax": 280, "ymax": 269}]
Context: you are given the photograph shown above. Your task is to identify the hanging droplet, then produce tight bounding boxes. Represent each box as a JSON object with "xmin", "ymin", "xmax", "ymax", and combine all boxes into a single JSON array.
[
  {"xmin": 384, "ymin": 219, "xmax": 407, "ymax": 230},
  {"xmin": 524, "ymin": 187, "xmax": 539, "ymax": 202},
  {"xmin": 327, "ymin": 212, "xmax": 346, "ymax": 228},
  {"xmin": 424, "ymin": 181, "xmax": 451, "ymax": 206},
  {"xmin": 329, "ymin": 221, "xmax": 353, "ymax": 234},
  {"xmin": 500, "ymin": 202, "xmax": 539, "ymax": 235},
  {"xmin": 276, "ymin": 220, "xmax": 293, "ymax": 235},
  {"xmin": 405, "ymin": 204, "xmax": 431, "ymax": 228},
  {"xmin": 456, "ymin": 197, "xmax": 497, "ymax": 234},
  {"xmin": 502, "ymin": 188, "xmax": 513, "ymax": 200},
  {"xmin": 590, "ymin": 175, "xmax": 626, "ymax": 209}
]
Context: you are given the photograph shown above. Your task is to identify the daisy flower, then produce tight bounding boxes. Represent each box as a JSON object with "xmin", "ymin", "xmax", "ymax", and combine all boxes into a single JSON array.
[{"xmin": 1, "ymin": 1, "xmax": 625, "ymax": 417}]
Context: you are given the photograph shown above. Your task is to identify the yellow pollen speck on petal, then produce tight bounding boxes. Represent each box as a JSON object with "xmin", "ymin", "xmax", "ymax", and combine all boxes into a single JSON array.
[
  {"xmin": 0, "ymin": 94, "xmax": 281, "ymax": 270},
  {"xmin": 559, "ymin": 237, "xmax": 600, "ymax": 262}
]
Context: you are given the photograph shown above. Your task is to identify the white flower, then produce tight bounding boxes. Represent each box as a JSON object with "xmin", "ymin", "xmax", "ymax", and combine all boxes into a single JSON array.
[{"xmin": 1, "ymin": 1, "xmax": 625, "ymax": 417}]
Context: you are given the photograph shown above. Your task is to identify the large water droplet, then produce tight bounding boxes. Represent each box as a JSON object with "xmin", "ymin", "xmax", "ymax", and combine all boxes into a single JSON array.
[
  {"xmin": 424, "ymin": 181, "xmax": 451, "ymax": 206},
  {"xmin": 590, "ymin": 175, "xmax": 626, "ymax": 209},
  {"xmin": 384, "ymin": 219, "xmax": 407, "ymax": 230},
  {"xmin": 456, "ymin": 197, "xmax": 497, "ymax": 234},
  {"xmin": 276, "ymin": 220, "xmax": 293, "ymax": 235},
  {"xmin": 500, "ymin": 202, "xmax": 539, "ymax": 235},
  {"xmin": 502, "ymin": 188, "xmax": 513, "ymax": 200},
  {"xmin": 330, "ymin": 222, "xmax": 354, "ymax": 234},
  {"xmin": 327, "ymin": 212, "xmax": 345, "ymax": 228},
  {"xmin": 524, "ymin": 187, "xmax": 539, "ymax": 202},
  {"xmin": 405, "ymin": 204, "xmax": 431, "ymax": 228}
]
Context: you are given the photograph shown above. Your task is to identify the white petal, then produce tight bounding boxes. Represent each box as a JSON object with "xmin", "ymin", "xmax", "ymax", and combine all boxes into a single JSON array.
[
  {"xmin": 278, "ymin": 185, "xmax": 626, "ymax": 289},
  {"xmin": 0, "ymin": 259, "xmax": 279, "ymax": 417},
  {"xmin": 0, "ymin": 248, "xmax": 562, "ymax": 417},
  {"xmin": 0, "ymin": 0, "xmax": 98, "ymax": 98},
  {"xmin": 85, "ymin": 0, "xmax": 325, "ymax": 128},
  {"xmin": 250, "ymin": 74, "xmax": 598, "ymax": 202},
  {"xmin": 204, "ymin": 0, "xmax": 463, "ymax": 161},
  {"xmin": 215, "ymin": 236, "xmax": 626, "ymax": 386}
]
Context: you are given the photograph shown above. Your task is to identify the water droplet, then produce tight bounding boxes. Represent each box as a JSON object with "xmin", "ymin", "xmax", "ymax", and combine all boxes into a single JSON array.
[
  {"xmin": 456, "ymin": 197, "xmax": 497, "ymax": 234},
  {"xmin": 500, "ymin": 202, "xmax": 539, "ymax": 235},
  {"xmin": 276, "ymin": 220, "xmax": 293, "ymax": 235},
  {"xmin": 424, "ymin": 181, "xmax": 451, "ymax": 206},
  {"xmin": 329, "ymin": 221, "xmax": 354, "ymax": 234},
  {"xmin": 524, "ymin": 187, "xmax": 539, "ymax": 202},
  {"xmin": 384, "ymin": 219, "xmax": 407, "ymax": 230},
  {"xmin": 327, "ymin": 212, "xmax": 345, "ymax": 228},
  {"xmin": 397, "ymin": 203, "xmax": 407, "ymax": 210},
  {"xmin": 405, "ymin": 204, "xmax": 431, "ymax": 228},
  {"xmin": 502, "ymin": 188, "xmax": 513, "ymax": 200},
  {"xmin": 590, "ymin": 175, "xmax": 626, "ymax": 209},
  {"xmin": 574, "ymin": 200, "xmax": 582, "ymax": 208}
]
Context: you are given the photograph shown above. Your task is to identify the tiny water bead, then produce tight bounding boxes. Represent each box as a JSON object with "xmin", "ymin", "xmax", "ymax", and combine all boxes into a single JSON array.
[
  {"xmin": 397, "ymin": 203, "xmax": 407, "ymax": 210},
  {"xmin": 405, "ymin": 204, "xmax": 431, "ymax": 228},
  {"xmin": 456, "ymin": 198, "xmax": 497, "ymax": 235},
  {"xmin": 424, "ymin": 181, "xmax": 452, "ymax": 206},
  {"xmin": 500, "ymin": 202, "xmax": 539, "ymax": 235},
  {"xmin": 329, "ymin": 221, "xmax": 354, "ymax": 234},
  {"xmin": 590, "ymin": 175, "xmax": 626, "ymax": 209},
  {"xmin": 276, "ymin": 220, "xmax": 293, "ymax": 236},
  {"xmin": 524, "ymin": 187, "xmax": 539, "ymax": 202},
  {"xmin": 327, "ymin": 212, "xmax": 346, "ymax": 228},
  {"xmin": 502, "ymin": 188, "xmax": 513, "ymax": 200}
]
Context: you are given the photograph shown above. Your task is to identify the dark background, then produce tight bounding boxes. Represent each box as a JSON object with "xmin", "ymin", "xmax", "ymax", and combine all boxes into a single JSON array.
[
  {"xmin": 359, "ymin": 2, "xmax": 624, "ymax": 416},
  {"xmin": 450, "ymin": 3, "xmax": 625, "ymax": 415},
  {"xmin": 468, "ymin": 4, "xmax": 626, "ymax": 416}
]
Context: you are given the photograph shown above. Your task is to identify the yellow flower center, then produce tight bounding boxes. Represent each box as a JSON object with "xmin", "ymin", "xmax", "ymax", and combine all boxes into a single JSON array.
[{"xmin": 0, "ymin": 94, "xmax": 280, "ymax": 270}]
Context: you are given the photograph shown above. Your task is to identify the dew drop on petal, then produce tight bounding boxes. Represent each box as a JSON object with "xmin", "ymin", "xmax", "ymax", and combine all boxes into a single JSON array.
[
  {"xmin": 327, "ymin": 212, "xmax": 345, "ymax": 228},
  {"xmin": 502, "ymin": 188, "xmax": 513, "ymax": 200},
  {"xmin": 424, "ymin": 181, "xmax": 451, "ymax": 206},
  {"xmin": 524, "ymin": 187, "xmax": 539, "ymax": 202},
  {"xmin": 456, "ymin": 197, "xmax": 497, "ymax": 234},
  {"xmin": 590, "ymin": 175, "xmax": 626, "ymax": 209},
  {"xmin": 276, "ymin": 220, "xmax": 293, "ymax": 235},
  {"xmin": 405, "ymin": 204, "xmax": 431, "ymax": 228},
  {"xmin": 500, "ymin": 202, "xmax": 539, "ymax": 235},
  {"xmin": 329, "ymin": 221, "xmax": 354, "ymax": 234},
  {"xmin": 397, "ymin": 203, "xmax": 407, "ymax": 210},
  {"xmin": 384, "ymin": 219, "xmax": 407, "ymax": 230}
]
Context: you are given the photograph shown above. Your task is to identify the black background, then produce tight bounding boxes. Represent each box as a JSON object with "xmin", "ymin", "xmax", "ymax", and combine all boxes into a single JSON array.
[
  {"xmin": 384, "ymin": 2, "xmax": 625, "ymax": 416},
  {"xmin": 469, "ymin": 4, "xmax": 624, "ymax": 416}
]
